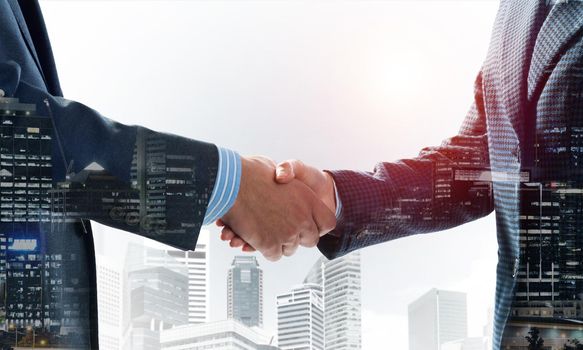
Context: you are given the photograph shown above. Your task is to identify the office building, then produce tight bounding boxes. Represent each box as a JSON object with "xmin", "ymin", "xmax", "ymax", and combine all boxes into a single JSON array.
[
  {"xmin": 0, "ymin": 97, "xmax": 51, "ymax": 327},
  {"xmin": 0, "ymin": 97, "xmax": 52, "ymax": 332},
  {"xmin": 97, "ymin": 256, "xmax": 130, "ymax": 350},
  {"xmin": 513, "ymin": 182, "xmax": 583, "ymax": 320},
  {"xmin": 502, "ymin": 181, "xmax": 583, "ymax": 347},
  {"xmin": 0, "ymin": 97, "xmax": 52, "ymax": 225},
  {"xmin": 277, "ymin": 283, "xmax": 325, "ymax": 350},
  {"xmin": 128, "ymin": 266, "xmax": 189, "ymax": 350},
  {"xmin": 124, "ymin": 243, "xmax": 188, "ymax": 339},
  {"xmin": 142, "ymin": 231, "xmax": 210, "ymax": 324},
  {"xmin": 227, "ymin": 256, "xmax": 263, "ymax": 328},
  {"xmin": 408, "ymin": 289, "xmax": 468, "ymax": 350},
  {"xmin": 304, "ymin": 251, "xmax": 362, "ymax": 350},
  {"xmin": 130, "ymin": 128, "xmax": 211, "ymax": 237},
  {"xmin": 160, "ymin": 319, "xmax": 279, "ymax": 350}
]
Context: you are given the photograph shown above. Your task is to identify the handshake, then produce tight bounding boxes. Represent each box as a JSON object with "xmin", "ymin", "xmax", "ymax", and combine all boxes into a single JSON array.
[{"xmin": 216, "ymin": 156, "xmax": 338, "ymax": 261}]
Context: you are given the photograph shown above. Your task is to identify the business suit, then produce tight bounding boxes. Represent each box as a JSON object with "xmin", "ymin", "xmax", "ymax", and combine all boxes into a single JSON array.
[
  {"xmin": 318, "ymin": 1, "xmax": 583, "ymax": 349},
  {"xmin": 0, "ymin": 1, "xmax": 218, "ymax": 347}
]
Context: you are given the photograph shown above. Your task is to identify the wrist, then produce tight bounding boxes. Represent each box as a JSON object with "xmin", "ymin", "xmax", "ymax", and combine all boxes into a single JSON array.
[
  {"xmin": 225, "ymin": 156, "xmax": 249, "ymax": 218},
  {"xmin": 322, "ymin": 171, "xmax": 337, "ymax": 214},
  {"xmin": 225, "ymin": 155, "xmax": 274, "ymax": 218},
  {"xmin": 203, "ymin": 147, "xmax": 242, "ymax": 225}
]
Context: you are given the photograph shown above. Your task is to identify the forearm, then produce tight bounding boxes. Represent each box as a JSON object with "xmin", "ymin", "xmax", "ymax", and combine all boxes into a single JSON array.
[
  {"xmin": 9, "ymin": 62, "xmax": 220, "ymax": 251},
  {"xmin": 318, "ymin": 71, "xmax": 492, "ymax": 259},
  {"xmin": 319, "ymin": 153, "xmax": 493, "ymax": 259}
]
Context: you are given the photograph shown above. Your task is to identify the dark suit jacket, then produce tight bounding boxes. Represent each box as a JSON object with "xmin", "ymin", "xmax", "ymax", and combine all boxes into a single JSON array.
[
  {"xmin": 318, "ymin": 1, "xmax": 583, "ymax": 349},
  {"xmin": 0, "ymin": 1, "xmax": 218, "ymax": 347}
]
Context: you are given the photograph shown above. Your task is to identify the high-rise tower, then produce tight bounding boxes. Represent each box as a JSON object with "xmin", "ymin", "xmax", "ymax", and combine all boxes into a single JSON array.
[
  {"xmin": 277, "ymin": 283, "xmax": 324, "ymax": 350},
  {"xmin": 227, "ymin": 256, "xmax": 263, "ymax": 328},
  {"xmin": 408, "ymin": 289, "xmax": 468, "ymax": 350},
  {"xmin": 303, "ymin": 251, "xmax": 362, "ymax": 350}
]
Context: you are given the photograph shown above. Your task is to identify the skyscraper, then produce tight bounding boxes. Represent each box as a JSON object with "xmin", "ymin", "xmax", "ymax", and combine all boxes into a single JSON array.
[
  {"xmin": 512, "ymin": 182, "xmax": 583, "ymax": 319},
  {"xmin": 408, "ymin": 289, "xmax": 468, "ymax": 350},
  {"xmin": 277, "ymin": 283, "xmax": 325, "ymax": 350},
  {"xmin": 96, "ymin": 256, "xmax": 130, "ymax": 350},
  {"xmin": 501, "ymin": 181, "xmax": 583, "ymax": 347},
  {"xmin": 143, "ymin": 231, "xmax": 210, "ymax": 324},
  {"xmin": 98, "ymin": 238, "xmax": 208, "ymax": 350},
  {"xmin": 304, "ymin": 251, "xmax": 362, "ymax": 350},
  {"xmin": 227, "ymin": 256, "xmax": 263, "ymax": 328},
  {"xmin": 0, "ymin": 97, "xmax": 52, "ymax": 329},
  {"xmin": 122, "ymin": 242, "xmax": 195, "ymax": 349},
  {"xmin": 128, "ymin": 266, "xmax": 189, "ymax": 350}
]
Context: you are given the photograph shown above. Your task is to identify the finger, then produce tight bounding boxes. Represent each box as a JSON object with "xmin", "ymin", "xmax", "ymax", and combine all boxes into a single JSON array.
[
  {"xmin": 284, "ymin": 159, "xmax": 308, "ymax": 182},
  {"xmin": 311, "ymin": 197, "xmax": 337, "ymax": 236},
  {"xmin": 278, "ymin": 160, "xmax": 326, "ymax": 195},
  {"xmin": 220, "ymin": 227, "xmax": 236, "ymax": 241},
  {"xmin": 282, "ymin": 245, "xmax": 298, "ymax": 256},
  {"xmin": 263, "ymin": 246, "xmax": 283, "ymax": 262},
  {"xmin": 242, "ymin": 243, "xmax": 256, "ymax": 252},
  {"xmin": 275, "ymin": 161, "xmax": 296, "ymax": 183},
  {"xmin": 230, "ymin": 236, "xmax": 246, "ymax": 248},
  {"xmin": 282, "ymin": 236, "xmax": 300, "ymax": 256},
  {"xmin": 216, "ymin": 219, "xmax": 225, "ymax": 227}
]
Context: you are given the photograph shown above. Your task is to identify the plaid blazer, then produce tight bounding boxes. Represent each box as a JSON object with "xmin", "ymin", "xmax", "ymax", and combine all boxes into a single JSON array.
[{"xmin": 318, "ymin": 1, "xmax": 583, "ymax": 349}]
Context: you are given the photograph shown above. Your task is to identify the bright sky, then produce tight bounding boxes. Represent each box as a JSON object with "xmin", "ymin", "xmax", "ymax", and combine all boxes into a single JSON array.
[{"xmin": 41, "ymin": 1, "xmax": 500, "ymax": 349}]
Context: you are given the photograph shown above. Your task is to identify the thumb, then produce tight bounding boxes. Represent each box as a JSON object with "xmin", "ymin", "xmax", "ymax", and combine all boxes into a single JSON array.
[
  {"xmin": 275, "ymin": 160, "xmax": 298, "ymax": 184},
  {"xmin": 277, "ymin": 159, "xmax": 324, "ymax": 190}
]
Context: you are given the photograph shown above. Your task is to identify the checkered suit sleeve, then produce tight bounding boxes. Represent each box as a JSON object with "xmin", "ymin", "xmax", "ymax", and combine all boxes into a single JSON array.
[{"xmin": 318, "ymin": 71, "xmax": 494, "ymax": 259}]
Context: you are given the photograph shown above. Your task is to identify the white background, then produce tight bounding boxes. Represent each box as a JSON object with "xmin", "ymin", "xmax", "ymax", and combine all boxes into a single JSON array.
[{"xmin": 41, "ymin": 1, "xmax": 499, "ymax": 348}]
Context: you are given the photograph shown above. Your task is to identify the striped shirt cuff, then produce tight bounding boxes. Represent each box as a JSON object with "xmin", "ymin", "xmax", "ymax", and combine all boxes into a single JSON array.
[
  {"xmin": 203, "ymin": 146, "xmax": 242, "ymax": 225},
  {"xmin": 333, "ymin": 180, "xmax": 343, "ymax": 219}
]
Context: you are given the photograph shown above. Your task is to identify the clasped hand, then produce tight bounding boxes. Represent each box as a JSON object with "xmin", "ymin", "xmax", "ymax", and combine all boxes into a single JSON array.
[{"xmin": 217, "ymin": 156, "xmax": 337, "ymax": 261}]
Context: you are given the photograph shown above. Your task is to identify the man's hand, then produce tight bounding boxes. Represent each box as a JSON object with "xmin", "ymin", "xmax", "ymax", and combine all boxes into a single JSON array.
[
  {"xmin": 218, "ymin": 156, "xmax": 336, "ymax": 261},
  {"xmin": 275, "ymin": 159, "xmax": 336, "ymax": 214},
  {"xmin": 219, "ymin": 159, "xmax": 337, "ymax": 257}
]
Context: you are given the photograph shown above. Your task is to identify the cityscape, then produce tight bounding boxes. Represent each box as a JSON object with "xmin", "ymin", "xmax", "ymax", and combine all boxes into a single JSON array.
[
  {"xmin": 96, "ymin": 230, "xmax": 500, "ymax": 350},
  {"xmin": 95, "ymin": 233, "xmax": 363, "ymax": 350},
  {"xmin": 0, "ymin": 95, "xmax": 495, "ymax": 349},
  {"xmin": 0, "ymin": 95, "xmax": 501, "ymax": 350},
  {"xmin": 0, "ymin": 98, "xmax": 583, "ymax": 350},
  {"xmin": 2, "ymin": 92, "xmax": 583, "ymax": 348}
]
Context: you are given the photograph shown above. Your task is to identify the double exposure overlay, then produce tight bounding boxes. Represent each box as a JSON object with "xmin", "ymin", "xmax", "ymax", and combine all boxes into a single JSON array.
[{"xmin": 2, "ymin": 1, "xmax": 583, "ymax": 350}]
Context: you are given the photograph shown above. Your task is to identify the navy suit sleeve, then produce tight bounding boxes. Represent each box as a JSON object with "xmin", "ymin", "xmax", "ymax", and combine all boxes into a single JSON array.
[
  {"xmin": 318, "ymin": 72, "xmax": 494, "ymax": 259},
  {"xmin": 3, "ymin": 60, "xmax": 218, "ymax": 251}
]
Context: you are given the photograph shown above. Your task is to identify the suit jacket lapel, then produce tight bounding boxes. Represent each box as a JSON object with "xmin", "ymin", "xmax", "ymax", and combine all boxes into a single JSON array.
[
  {"xmin": 527, "ymin": 2, "xmax": 583, "ymax": 102},
  {"xmin": 7, "ymin": 0, "xmax": 47, "ymax": 87},
  {"xmin": 498, "ymin": 0, "xmax": 549, "ymax": 142}
]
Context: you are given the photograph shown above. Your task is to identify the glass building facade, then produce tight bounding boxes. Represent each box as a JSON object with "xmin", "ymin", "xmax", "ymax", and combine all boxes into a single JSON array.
[{"xmin": 227, "ymin": 256, "xmax": 263, "ymax": 328}]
